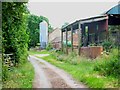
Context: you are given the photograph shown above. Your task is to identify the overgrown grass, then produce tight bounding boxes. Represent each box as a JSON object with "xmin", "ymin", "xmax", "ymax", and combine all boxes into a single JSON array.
[
  {"xmin": 32, "ymin": 49, "xmax": 119, "ymax": 88},
  {"xmin": 2, "ymin": 59, "xmax": 34, "ymax": 88},
  {"xmin": 94, "ymin": 49, "xmax": 119, "ymax": 78}
]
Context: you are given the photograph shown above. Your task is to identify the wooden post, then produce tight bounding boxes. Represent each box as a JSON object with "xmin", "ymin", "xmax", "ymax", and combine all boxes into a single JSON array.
[
  {"xmin": 106, "ymin": 17, "xmax": 109, "ymax": 41},
  {"xmin": 78, "ymin": 23, "xmax": 81, "ymax": 55},
  {"xmin": 71, "ymin": 26, "xmax": 73, "ymax": 52},
  {"xmin": 66, "ymin": 28, "xmax": 68, "ymax": 54},
  {"xmin": 61, "ymin": 29, "xmax": 63, "ymax": 52}
]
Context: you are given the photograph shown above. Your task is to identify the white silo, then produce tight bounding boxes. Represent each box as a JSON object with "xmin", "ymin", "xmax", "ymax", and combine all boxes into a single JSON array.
[{"xmin": 39, "ymin": 21, "xmax": 48, "ymax": 49}]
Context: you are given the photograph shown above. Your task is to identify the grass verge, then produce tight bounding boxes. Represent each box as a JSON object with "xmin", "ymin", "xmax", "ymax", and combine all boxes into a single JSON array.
[
  {"xmin": 2, "ymin": 59, "xmax": 34, "ymax": 88},
  {"xmin": 41, "ymin": 55, "xmax": 118, "ymax": 88}
]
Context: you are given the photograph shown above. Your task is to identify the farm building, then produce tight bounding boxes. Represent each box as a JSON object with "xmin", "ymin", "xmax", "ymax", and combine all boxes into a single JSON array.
[
  {"xmin": 40, "ymin": 21, "xmax": 48, "ymax": 49},
  {"xmin": 104, "ymin": 3, "xmax": 120, "ymax": 25},
  {"xmin": 61, "ymin": 4, "xmax": 120, "ymax": 58},
  {"xmin": 61, "ymin": 15, "xmax": 108, "ymax": 55},
  {"xmin": 48, "ymin": 28, "xmax": 61, "ymax": 49},
  {"xmin": 104, "ymin": 4, "xmax": 120, "ymax": 47}
]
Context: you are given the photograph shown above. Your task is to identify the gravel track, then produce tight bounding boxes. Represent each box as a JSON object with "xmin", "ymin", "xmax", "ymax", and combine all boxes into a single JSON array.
[{"xmin": 29, "ymin": 55, "xmax": 88, "ymax": 89}]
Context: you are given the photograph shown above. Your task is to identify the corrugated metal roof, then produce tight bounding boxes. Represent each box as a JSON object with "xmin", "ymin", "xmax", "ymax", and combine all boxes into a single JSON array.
[
  {"xmin": 62, "ymin": 15, "xmax": 107, "ymax": 31},
  {"xmin": 105, "ymin": 4, "xmax": 120, "ymax": 14}
]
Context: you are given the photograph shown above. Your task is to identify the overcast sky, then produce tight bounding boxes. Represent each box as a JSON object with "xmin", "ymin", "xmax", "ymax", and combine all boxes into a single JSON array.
[{"xmin": 27, "ymin": 1, "xmax": 118, "ymax": 28}]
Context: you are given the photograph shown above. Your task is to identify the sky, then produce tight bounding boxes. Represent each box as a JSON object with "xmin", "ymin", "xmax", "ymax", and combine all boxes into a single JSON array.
[{"xmin": 27, "ymin": 1, "xmax": 119, "ymax": 28}]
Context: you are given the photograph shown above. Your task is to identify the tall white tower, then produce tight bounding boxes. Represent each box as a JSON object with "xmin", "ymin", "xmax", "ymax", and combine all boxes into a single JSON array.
[{"xmin": 39, "ymin": 21, "xmax": 48, "ymax": 49}]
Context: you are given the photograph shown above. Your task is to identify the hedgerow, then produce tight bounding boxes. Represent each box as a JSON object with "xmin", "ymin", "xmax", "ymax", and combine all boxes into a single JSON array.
[{"xmin": 2, "ymin": 2, "xmax": 29, "ymax": 80}]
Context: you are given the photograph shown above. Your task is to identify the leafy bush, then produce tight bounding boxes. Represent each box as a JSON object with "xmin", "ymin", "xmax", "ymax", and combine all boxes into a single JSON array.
[
  {"xmin": 54, "ymin": 51, "xmax": 78, "ymax": 65},
  {"xmin": 94, "ymin": 49, "xmax": 119, "ymax": 78},
  {"xmin": 2, "ymin": 60, "xmax": 34, "ymax": 88},
  {"xmin": 2, "ymin": 2, "xmax": 29, "ymax": 81},
  {"xmin": 108, "ymin": 25, "xmax": 120, "ymax": 48},
  {"xmin": 2, "ymin": 64, "xmax": 9, "ymax": 81},
  {"xmin": 46, "ymin": 43, "xmax": 53, "ymax": 51},
  {"xmin": 27, "ymin": 15, "xmax": 42, "ymax": 48},
  {"xmin": 2, "ymin": 2, "xmax": 29, "ymax": 65},
  {"xmin": 102, "ymin": 41, "xmax": 113, "ymax": 52},
  {"xmin": 70, "ymin": 57, "xmax": 78, "ymax": 65}
]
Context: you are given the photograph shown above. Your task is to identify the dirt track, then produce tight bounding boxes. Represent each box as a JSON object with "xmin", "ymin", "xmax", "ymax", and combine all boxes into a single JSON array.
[{"xmin": 28, "ymin": 55, "xmax": 88, "ymax": 88}]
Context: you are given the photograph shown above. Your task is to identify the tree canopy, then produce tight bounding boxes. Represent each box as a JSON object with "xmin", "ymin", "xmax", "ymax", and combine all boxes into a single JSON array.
[{"xmin": 27, "ymin": 14, "xmax": 53, "ymax": 48}]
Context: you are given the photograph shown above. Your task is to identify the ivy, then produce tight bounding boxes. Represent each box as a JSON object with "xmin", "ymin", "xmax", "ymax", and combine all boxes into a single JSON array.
[{"xmin": 2, "ymin": 2, "xmax": 29, "ymax": 65}]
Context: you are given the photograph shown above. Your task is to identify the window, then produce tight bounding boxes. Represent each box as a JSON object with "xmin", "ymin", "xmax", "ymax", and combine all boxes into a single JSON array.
[{"xmin": 85, "ymin": 26, "xmax": 88, "ymax": 36}]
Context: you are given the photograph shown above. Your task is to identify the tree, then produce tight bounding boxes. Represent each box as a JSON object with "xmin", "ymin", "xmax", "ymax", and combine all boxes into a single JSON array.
[
  {"xmin": 40, "ymin": 16, "xmax": 53, "ymax": 33},
  {"xmin": 48, "ymin": 24, "xmax": 53, "ymax": 33},
  {"xmin": 27, "ymin": 15, "xmax": 53, "ymax": 48},
  {"xmin": 27, "ymin": 14, "xmax": 42, "ymax": 48},
  {"xmin": 40, "ymin": 16, "xmax": 49, "ymax": 24}
]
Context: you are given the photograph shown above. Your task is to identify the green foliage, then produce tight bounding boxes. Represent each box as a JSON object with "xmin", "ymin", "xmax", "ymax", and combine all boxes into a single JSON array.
[
  {"xmin": 89, "ymin": 43, "xmax": 96, "ymax": 46},
  {"xmin": 46, "ymin": 43, "xmax": 53, "ymax": 51},
  {"xmin": 108, "ymin": 25, "xmax": 120, "ymax": 32},
  {"xmin": 2, "ymin": 60, "xmax": 34, "ymax": 88},
  {"xmin": 51, "ymin": 51, "xmax": 78, "ymax": 65},
  {"xmin": 36, "ymin": 50, "xmax": 118, "ymax": 88},
  {"xmin": 2, "ymin": 2, "xmax": 29, "ymax": 64},
  {"xmin": 94, "ymin": 49, "xmax": 119, "ymax": 78},
  {"xmin": 48, "ymin": 24, "xmax": 54, "ymax": 33},
  {"xmin": 108, "ymin": 25, "xmax": 120, "ymax": 48},
  {"xmin": 40, "ymin": 16, "xmax": 49, "ymax": 24},
  {"xmin": 102, "ymin": 41, "xmax": 112, "ymax": 52},
  {"xmin": 2, "ymin": 63, "xmax": 9, "ymax": 81},
  {"xmin": 29, "ymin": 50, "xmax": 50, "ymax": 55},
  {"xmin": 27, "ymin": 14, "xmax": 42, "ymax": 48},
  {"xmin": 40, "ymin": 16, "xmax": 54, "ymax": 32},
  {"xmin": 2, "ymin": 2, "xmax": 29, "ymax": 80},
  {"xmin": 27, "ymin": 15, "xmax": 53, "ymax": 48}
]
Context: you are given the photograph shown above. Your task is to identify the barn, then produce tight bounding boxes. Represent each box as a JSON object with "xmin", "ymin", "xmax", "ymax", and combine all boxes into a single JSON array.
[
  {"xmin": 61, "ymin": 4, "xmax": 120, "ymax": 56},
  {"xmin": 104, "ymin": 4, "xmax": 120, "ymax": 25},
  {"xmin": 61, "ymin": 15, "xmax": 108, "ymax": 54}
]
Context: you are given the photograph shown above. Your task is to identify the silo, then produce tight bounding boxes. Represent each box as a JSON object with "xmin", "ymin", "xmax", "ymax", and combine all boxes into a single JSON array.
[{"xmin": 39, "ymin": 21, "xmax": 48, "ymax": 49}]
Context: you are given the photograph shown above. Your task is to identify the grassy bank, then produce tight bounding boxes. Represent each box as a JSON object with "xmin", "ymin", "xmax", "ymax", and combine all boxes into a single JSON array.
[
  {"xmin": 31, "ymin": 49, "xmax": 119, "ymax": 88},
  {"xmin": 2, "ymin": 59, "xmax": 34, "ymax": 88}
]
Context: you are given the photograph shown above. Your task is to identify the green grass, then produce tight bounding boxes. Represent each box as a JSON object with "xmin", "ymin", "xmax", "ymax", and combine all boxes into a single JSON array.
[
  {"xmin": 30, "ymin": 49, "xmax": 118, "ymax": 88},
  {"xmin": 28, "ymin": 50, "xmax": 49, "ymax": 55},
  {"xmin": 40, "ymin": 55, "xmax": 118, "ymax": 88},
  {"xmin": 2, "ymin": 60, "xmax": 34, "ymax": 88}
]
